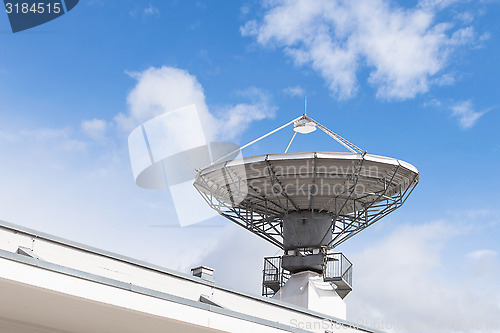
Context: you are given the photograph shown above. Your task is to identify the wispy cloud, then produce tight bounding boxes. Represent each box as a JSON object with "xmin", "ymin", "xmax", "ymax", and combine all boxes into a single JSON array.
[
  {"xmin": 283, "ymin": 85, "xmax": 305, "ymax": 97},
  {"xmin": 143, "ymin": 4, "xmax": 160, "ymax": 17},
  {"xmin": 466, "ymin": 249, "xmax": 497, "ymax": 260},
  {"xmin": 215, "ymin": 87, "xmax": 277, "ymax": 140},
  {"xmin": 195, "ymin": 1, "xmax": 207, "ymax": 10},
  {"xmin": 450, "ymin": 100, "xmax": 487, "ymax": 129},
  {"xmin": 242, "ymin": 0, "xmax": 476, "ymax": 100},
  {"xmin": 418, "ymin": 0, "xmax": 461, "ymax": 11},
  {"xmin": 0, "ymin": 127, "xmax": 86, "ymax": 152},
  {"xmin": 129, "ymin": 4, "xmax": 160, "ymax": 19},
  {"xmin": 81, "ymin": 118, "xmax": 107, "ymax": 140}
]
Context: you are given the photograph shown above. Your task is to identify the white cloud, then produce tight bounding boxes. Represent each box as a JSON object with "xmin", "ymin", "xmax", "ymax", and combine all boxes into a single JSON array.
[
  {"xmin": 455, "ymin": 11, "xmax": 475, "ymax": 24},
  {"xmin": 121, "ymin": 67, "xmax": 216, "ymax": 140},
  {"xmin": 216, "ymin": 87, "xmax": 277, "ymax": 140},
  {"xmin": 347, "ymin": 221, "xmax": 500, "ymax": 332},
  {"xmin": 143, "ymin": 4, "xmax": 159, "ymax": 17},
  {"xmin": 121, "ymin": 66, "xmax": 275, "ymax": 141},
  {"xmin": 426, "ymin": 99, "xmax": 491, "ymax": 129},
  {"xmin": 465, "ymin": 249, "xmax": 500, "ymax": 286},
  {"xmin": 283, "ymin": 85, "xmax": 305, "ymax": 97},
  {"xmin": 479, "ymin": 32, "xmax": 491, "ymax": 42},
  {"xmin": 241, "ymin": 4, "xmax": 250, "ymax": 16},
  {"xmin": 81, "ymin": 118, "xmax": 107, "ymax": 140},
  {"xmin": 125, "ymin": 67, "xmax": 207, "ymax": 123},
  {"xmin": 418, "ymin": 0, "xmax": 460, "ymax": 11},
  {"xmin": 466, "ymin": 249, "xmax": 497, "ymax": 260},
  {"xmin": 433, "ymin": 72, "xmax": 456, "ymax": 86},
  {"xmin": 193, "ymin": 223, "xmax": 278, "ymax": 295},
  {"xmin": 242, "ymin": 0, "xmax": 475, "ymax": 100},
  {"xmin": 129, "ymin": 4, "xmax": 160, "ymax": 19},
  {"xmin": 0, "ymin": 127, "xmax": 86, "ymax": 152},
  {"xmin": 450, "ymin": 100, "xmax": 486, "ymax": 129}
]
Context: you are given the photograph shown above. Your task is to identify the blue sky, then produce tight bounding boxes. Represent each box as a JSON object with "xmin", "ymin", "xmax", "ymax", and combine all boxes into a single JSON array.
[{"xmin": 1, "ymin": 1, "xmax": 500, "ymax": 332}]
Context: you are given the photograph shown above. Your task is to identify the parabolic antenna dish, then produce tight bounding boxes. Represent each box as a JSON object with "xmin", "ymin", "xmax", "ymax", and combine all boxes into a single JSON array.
[
  {"xmin": 194, "ymin": 151, "xmax": 418, "ymax": 249},
  {"xmin": 194, "ymin": 113, "xmax": 419, "ymax": 301}
]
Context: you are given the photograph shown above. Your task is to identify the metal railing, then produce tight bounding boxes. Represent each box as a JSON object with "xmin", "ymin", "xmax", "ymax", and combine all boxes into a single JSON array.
[
  {"xmin": 323, "ymin": 252, "xmax": 353, "ymax": 287},
  {"xmin": 262, "ymin": 256, "xmax": 290, "ymax": 297},
  {"xmin": 263, "ymin": 253, "xmax": 352, "ymax": 297}
]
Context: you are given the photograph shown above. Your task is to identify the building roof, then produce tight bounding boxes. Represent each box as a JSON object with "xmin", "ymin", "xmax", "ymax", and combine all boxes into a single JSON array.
[{"xmin": 0, "ymin": 219, "xmax": 381, "ymax": 333}]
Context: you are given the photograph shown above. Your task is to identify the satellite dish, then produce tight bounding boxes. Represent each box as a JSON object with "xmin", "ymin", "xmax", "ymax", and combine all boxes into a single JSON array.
[
  {"xmin": 196, "ymin": 151, "xmax": 418, "ymax": 249},
  {"xmin": 194, "ymin": 113, "xmax": 419, "ymax": 316}
]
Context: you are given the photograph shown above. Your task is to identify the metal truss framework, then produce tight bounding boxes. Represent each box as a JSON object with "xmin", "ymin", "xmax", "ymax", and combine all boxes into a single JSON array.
[{"xmin": 195, "ymin": 155, "xmax": 419, "ymax": 250}]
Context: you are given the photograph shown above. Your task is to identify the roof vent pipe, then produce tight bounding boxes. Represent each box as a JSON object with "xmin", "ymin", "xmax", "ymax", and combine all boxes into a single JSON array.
[{"xmin": 191, "ymin": 266, "xmax": 215, "ymax": 282}]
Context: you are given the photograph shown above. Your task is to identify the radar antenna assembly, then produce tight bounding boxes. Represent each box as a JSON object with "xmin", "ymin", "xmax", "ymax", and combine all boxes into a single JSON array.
[{"xmin": 194, "ymin": 112, "xmax": 419, "ymax": 318}]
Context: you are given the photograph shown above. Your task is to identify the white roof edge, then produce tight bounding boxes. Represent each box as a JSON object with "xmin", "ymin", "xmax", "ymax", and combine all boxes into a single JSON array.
[
  {"xmin": 0, "ymin": 249, "xmax": 315, "ymax": 333},
  {"xmin": 0, "ymin": 219, "xmax": 380, "ymax": 333}
]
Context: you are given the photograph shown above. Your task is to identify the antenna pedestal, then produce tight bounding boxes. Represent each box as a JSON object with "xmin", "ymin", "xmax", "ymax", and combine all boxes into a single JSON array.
[
  {"xmin": 282, "ymin": 211, "xmax": 331, "ymax": 274},
  {"xmin": 282, "ymin": 254, "xmax": 324, "ymax": 274},
  {"xmin": 283, "ymin": 212, "xmax": 332, "ymax": 250},
  {"xmin": 273, "ymin": 271, "xmax": 347, "ymax": 320}
]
